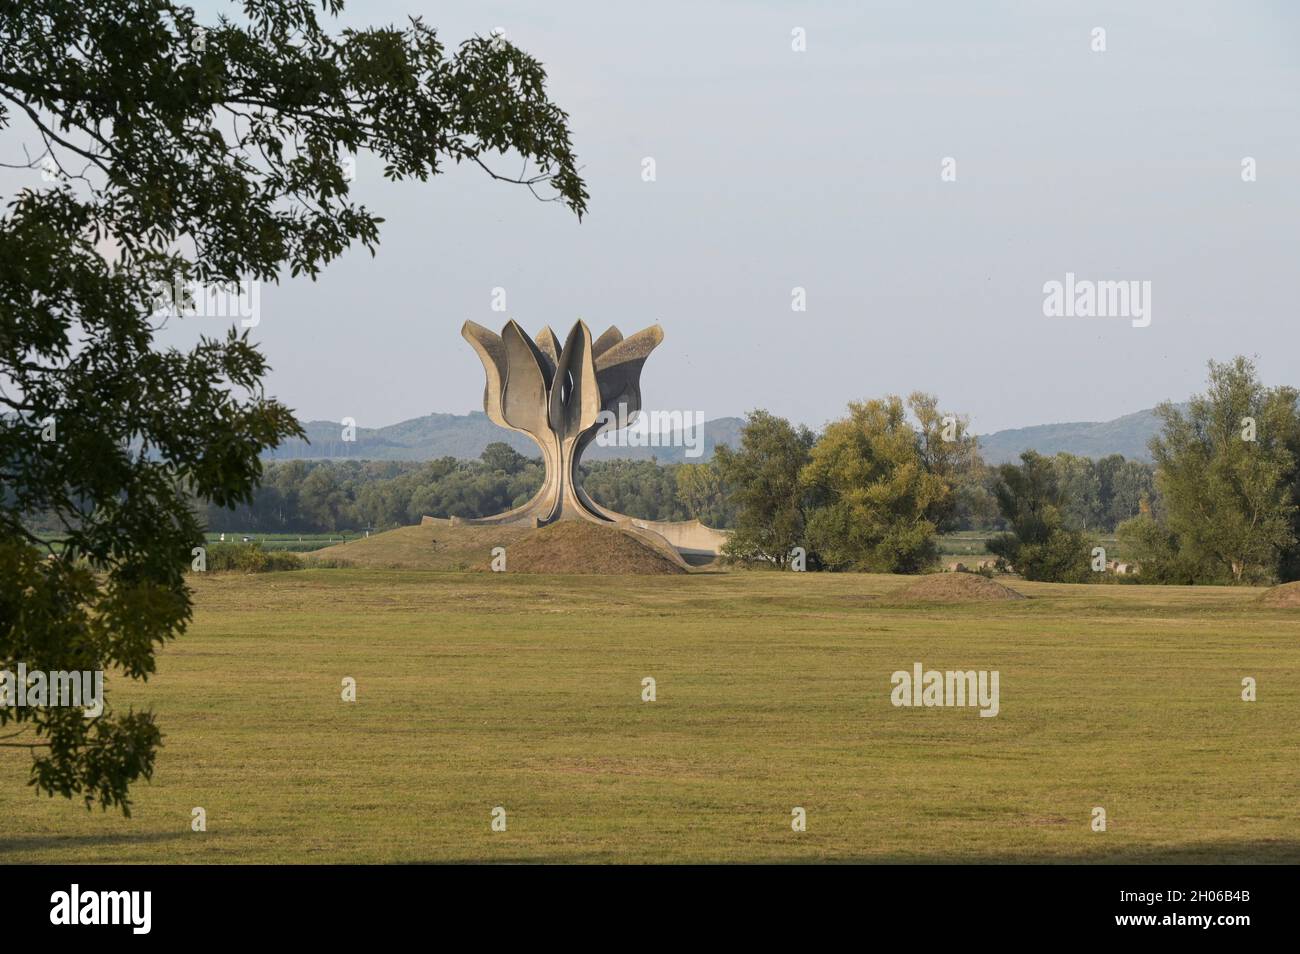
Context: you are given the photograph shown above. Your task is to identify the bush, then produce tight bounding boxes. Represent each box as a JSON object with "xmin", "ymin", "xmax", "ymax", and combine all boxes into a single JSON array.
[
  {"xmin": 805, "ymin": 501, "xmax": 936, "ymax": 573},
  {"xmin": 204, "ymin": 542, "xmax": 303, "ymax": 573},
  {"xmin": 263, "ymin": 550, "xmax": 304, "ymax": 572},
  {"xmin": 1033, "ymin": 528, "xmax": 1094, "ymax": 583},
  {"xmin": 989, "ymin": 527, "xmax": 1092, "ymax": 583},
  {"xmin": 1115, "ymin": 515, "xmax": 1219, "ymax": 584}
]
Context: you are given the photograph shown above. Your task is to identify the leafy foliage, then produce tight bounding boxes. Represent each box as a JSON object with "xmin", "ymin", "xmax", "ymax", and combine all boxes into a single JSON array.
[
  {"xmin": 1114, "ymin": 514, "xmax": 1208, "ymax": 585},
  {"xmin": 1, "ymin": 0, "xmax": 584, "ymax": 810},
  {"xmin": 801, "ymin": 394, "xmax": 965, "ymax": 572},
  {"xmin": 1142, "ymin": 357, "xmax": 1299, "ymax": 583},
  {"xmin": 714, "ymin": 411, "xmax": 816, "ymax": 567},
  {"xmin": 198, "ymin": 451, "xmax": 726, "ymax": 532},
  {"xmin": 909, "ymin": 392, "xmax": 979, "ymax": 533},
  {"xmin": 986, "ymin": 451, "xmax": 1093, "ymax": 582},
  {"xmin": 204, "ymin": 541, "xmax": 303, "ymax": 573},
  {"xmin": 674, "ymin": 461, "xmax": 734, "ymax": 529}
]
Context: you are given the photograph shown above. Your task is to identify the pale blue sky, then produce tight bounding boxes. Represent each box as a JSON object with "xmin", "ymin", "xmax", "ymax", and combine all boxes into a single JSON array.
[{"xmin": 9, "ymin": 1, "xmax": 1300, "ymax": 433}]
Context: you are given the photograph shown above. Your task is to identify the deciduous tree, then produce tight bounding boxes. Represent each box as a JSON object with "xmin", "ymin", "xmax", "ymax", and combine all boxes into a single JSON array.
[
  {"xmin": 800, "ymin": 395, "xmax": 963, "ymax": 573},
  {"xmin": 1147, "ymin": 357, "xmax": 1297, "ymax": 583},
  {"xmin": 986, "ymin": 451, "xmax": 1092, "ymax": 582},
  {"xmin": 714, "ymin": 411, "xmax": 815, "ymax": 568},
  {"xmin": 0, "ymin": 0, "xmax": 585, "ymax": 810}
]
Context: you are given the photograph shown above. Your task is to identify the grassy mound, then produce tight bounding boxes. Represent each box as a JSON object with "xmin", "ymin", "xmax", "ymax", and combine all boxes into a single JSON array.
[
  {"xmin": 502, "ymin": 520, "xmax": 687, "ymax": 575},
  {"xmin": 887, "ymin": 571, "xmax": 1026, "ymax": 603},
  {"xmin": 1258, "ymin": 581, "xmax": 1300, "ymax": 607},
  {"xmin": 304, "ymin": 518, "xmax": 688, "ymax": 574},
  {"xmin": 306, "ymin": 520, "xmax": 533, "ymax": 570}
]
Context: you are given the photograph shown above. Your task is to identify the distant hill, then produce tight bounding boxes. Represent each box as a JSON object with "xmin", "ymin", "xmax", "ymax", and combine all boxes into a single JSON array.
[
  {"xmin": 263, "ymin": 411, "xmax": 746, "ymax": 464},
  {"xmin": 974, "ymin": 407, "xmax": 1178, "ymax": 465},
  {"xmin": 265, "ymin": 406, "xmax": 1176, "ymax": 465}
]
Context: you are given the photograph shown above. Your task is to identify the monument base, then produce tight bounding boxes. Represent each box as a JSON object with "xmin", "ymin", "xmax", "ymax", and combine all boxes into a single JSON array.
[{"xmin": 423, "ymin": 513, "xmax": 728, "ymax": 565}]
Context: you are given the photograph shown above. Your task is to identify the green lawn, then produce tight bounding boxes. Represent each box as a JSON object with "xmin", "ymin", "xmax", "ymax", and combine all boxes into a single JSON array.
[{"xmin": 2, "ymin": 569, "xmax": 1296, "ymax": 863}]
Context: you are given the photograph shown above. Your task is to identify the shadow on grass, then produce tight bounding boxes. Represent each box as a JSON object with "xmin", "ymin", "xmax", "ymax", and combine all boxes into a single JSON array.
[
  {"xmin": 3, "ymin": 836, "xmax": 1294, "ymax": 864},
  {"xmin": 0, "ymin": 830, "xmax": 192, "ymax": 858},
  {"xmin": 407, "ymin": 839, "xmax": 1300, "ymax": 865}
]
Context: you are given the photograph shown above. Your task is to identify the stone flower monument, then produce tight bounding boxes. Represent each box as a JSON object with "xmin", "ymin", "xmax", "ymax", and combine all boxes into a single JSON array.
[{"xmin": 454, "ymin": 319, "xmax": 728, "ymax": 562}]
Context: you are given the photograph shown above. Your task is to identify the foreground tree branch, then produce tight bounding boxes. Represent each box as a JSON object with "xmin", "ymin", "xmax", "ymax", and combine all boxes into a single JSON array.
[{"xmin": 0, "ymin": 0, "xmax": 586, "ymax": 813}]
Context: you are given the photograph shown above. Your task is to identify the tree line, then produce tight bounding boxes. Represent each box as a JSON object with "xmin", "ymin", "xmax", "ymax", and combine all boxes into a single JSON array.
[
  {"xmin": 715, "ymin": 357, "xmax": 1300, "ymax": 585},
  {"xmin": 202, "ymin": 444, "xmax": 735, "ymax": 533},
  {"xmin": 204, "ymin": 357, "xmax": 1298, "ymax": 586}
]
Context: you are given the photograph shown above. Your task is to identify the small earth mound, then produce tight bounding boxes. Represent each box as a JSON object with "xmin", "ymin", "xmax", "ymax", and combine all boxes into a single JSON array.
[
  {"xmin": 500, "ymin": 520, "xmax": 687, "ymax": 575},
  {"xmin": 306, "ymin": 521, "xmax": 533, "ymax": 570},
  {"xmin": 887, "ymin": 572, "xmax": 1026, "ymax": 603},
  {"xmin": 1258, "ymin": 581, "xmax": 1300, "ymax": 607}
]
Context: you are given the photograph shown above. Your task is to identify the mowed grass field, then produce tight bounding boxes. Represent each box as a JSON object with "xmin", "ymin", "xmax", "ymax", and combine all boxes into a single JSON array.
[{"xmin": 2, "ymin": 569, "xmax": 1297, "ymax": 863}]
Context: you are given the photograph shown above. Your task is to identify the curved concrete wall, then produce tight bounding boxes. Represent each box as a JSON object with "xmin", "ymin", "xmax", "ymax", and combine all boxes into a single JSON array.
[{"xmin": 624, "ymin": 518, "xmax": 731, "ymax": 557}]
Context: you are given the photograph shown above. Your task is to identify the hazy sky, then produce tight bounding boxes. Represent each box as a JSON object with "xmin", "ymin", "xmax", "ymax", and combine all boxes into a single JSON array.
[{"xmin": 14, "ymin": 1, "xmax": 1300, "ymax": 433}]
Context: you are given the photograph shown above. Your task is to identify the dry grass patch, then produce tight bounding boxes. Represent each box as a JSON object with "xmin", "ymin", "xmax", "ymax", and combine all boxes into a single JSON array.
[
  {"xmin": 1258, "ymin": 581, "xmax": 1300, "ymax": 607},
  {"xmin": 503, "ymin": 521, "xmax": 687, "ymax": 575},
  {"xmin": 887, "ymin": 572, "xmax": 1027, "ymax": 603},
  {"xmin": 306, "ymin": 521, "xmax": 531, "ymax": 570}
]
